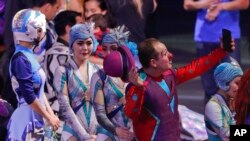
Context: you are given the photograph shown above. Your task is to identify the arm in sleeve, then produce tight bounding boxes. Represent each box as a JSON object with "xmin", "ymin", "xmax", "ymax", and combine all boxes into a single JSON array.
[
  {"xmin": 12, "ymin": 53, "xmax": 56, "ymax": 122},
  {"xmin": 124, "ymin": 83, "xmax": 145, "ymax": 120},
  {"xmin": 205, "ymin": 100, "xmax": 230, "ymax": 140},
  {"xmin": 176, "ymin": 47, "xmax": 226, "ymax": 84},
  {"xmin": 53, "ymin": 66, "xmax": 93, "ymax": 140},
  {"xmin": 11, "ymin": 53, "xmax": 36, "ymax": 104},
  {"xmin": 90, "ymin": 72, "xmax": 116, "ymax": 134}
]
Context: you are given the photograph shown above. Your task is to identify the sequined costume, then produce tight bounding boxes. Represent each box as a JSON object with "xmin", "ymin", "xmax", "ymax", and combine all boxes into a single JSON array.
[
  {"xmin": 53, "ymin": 58, "xmax": 99, "ymax": 140},
  {"xmin": 91, "ymin": 69, "xmax": 132, "ymax": 140},
  {"xmin": 7, "ymin": 45, "xmax": 46, "ymax": 140},
  {"xmin": 124, "ymin": 48, "xmax": 227, "ymax": 141}
]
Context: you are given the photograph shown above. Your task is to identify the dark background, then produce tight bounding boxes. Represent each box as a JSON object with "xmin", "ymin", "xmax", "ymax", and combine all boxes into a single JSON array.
[{"xmin": 150, "ymin": 0, "xmax": 250, "ymax": 37}]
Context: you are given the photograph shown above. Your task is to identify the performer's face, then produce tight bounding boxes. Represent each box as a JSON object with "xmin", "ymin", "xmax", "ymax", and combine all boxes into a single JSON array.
[
  {"xmin": 73, "ymin": 38, "xmax": 93, "ymax": 61},
  {"xmin": 152, "ymin": 43, "xmax": 173, "ymax": 71},
  {"xmin": 102, "ymin": 43, "xmax": 119, "ymax": 57}
]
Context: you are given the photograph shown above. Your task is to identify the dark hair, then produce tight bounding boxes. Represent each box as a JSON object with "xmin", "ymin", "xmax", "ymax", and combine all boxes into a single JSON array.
[
  {"xmin": 33, "ymin": 0, "xmax": 58, "ymax": 7},
  {"xmin": 84, "ymin": 0, "xmax": 117, "ymax": 28},
  {"xmin": 54, "ymin": 10, "xmax": 82, "ymax": 36},
  {"xmin": 138, "ymin": 38, "xmax": 160, "ymax": 68},
  {"xmin": 85, "ymin": 0, "xmax": 107, "ymax": 11},
  {"xmin": 89, "ymin": 14, "xmax": 108, "ymax": 32}
]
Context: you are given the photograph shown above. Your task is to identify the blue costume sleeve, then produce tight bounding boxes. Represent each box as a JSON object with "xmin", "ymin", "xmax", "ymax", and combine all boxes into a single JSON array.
[{"xmin": 11, "ymin": 53, "xmax": 36, "ymax": 104}]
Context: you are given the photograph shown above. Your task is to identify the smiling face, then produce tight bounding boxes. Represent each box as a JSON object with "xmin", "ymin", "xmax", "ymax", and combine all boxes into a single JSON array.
[
  {"xmin": 72, "ymin": 38, "xmax": 93, "ymax": 61},
  {"xmin": 84, "ymin": 0, "xmax": 106, "ymax": 20},
  {"xmin": 151, "ymin": 42, "xmax": 173, "ymax": 72}
]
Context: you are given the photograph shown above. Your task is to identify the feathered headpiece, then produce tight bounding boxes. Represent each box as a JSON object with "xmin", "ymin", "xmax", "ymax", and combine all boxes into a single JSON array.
[
  {"xmin": 69, "ymin": 22, "xmax": 99, "ymax": 53},
  {"xmin": 102, "ymin": 25, "xmax": 130, "ymax": 46}
]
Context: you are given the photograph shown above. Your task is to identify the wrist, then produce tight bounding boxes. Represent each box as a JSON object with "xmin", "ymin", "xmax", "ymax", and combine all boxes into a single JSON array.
[{"xmin": 218, "ymin": 3, "xmax": 225, "ymax": 11}]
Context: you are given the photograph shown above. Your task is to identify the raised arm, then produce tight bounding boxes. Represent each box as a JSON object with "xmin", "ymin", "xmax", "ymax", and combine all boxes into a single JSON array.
[{"xmin": 176, "ymin": 47, "xmax": 226, "ymax": 84}]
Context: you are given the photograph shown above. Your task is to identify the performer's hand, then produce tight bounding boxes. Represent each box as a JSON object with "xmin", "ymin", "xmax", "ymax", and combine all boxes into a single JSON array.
[
  {"xmin": 220, "ymin": 38, "xmax": 235, "ymax": 52},
  {"xmin": 115, "ymin": 127, "xmax": 135, "ymax": 141},
  {"xmin": 48, "ymin": 115, "xmax": 60, "ymax": 131},
  {"xmin": 85, "ymin": 135, "xmax": 97, "ymax": 141},
  {"xmin": 128, "ymin": 67, "xmax": 143, "ymax": 87}
]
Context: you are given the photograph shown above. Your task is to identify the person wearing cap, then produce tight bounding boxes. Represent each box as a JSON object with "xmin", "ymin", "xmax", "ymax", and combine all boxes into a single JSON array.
[
  {"xmin": 7, "ymin": 9, "xmax": 60, "ymax": 140},
  {"xmin": 90, "ymin": 25, "xmax": 135, "ymax": 141},
  {"xmin": 205, "ymin": 62, "xmax": 243, "ymax": 141},
  {"xmin": 117, "ymin": 37, "xmax": 235, "ymax": 141},
  {"xmin": 235, "ymin": 68, "xmax": 250, "ymax": 125},
  {"xmin": 53, "ymin": 22, "xmax": 99, "ymax": 141}
]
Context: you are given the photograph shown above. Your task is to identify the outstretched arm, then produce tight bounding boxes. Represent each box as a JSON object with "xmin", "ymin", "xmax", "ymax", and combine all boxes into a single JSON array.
[{"xmin": 176, "ymin": 47, "xmax": 226, "ymax": 84}]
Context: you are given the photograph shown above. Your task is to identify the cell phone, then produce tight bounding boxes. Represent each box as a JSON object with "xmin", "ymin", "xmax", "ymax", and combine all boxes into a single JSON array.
[{"xmin": 222, "ymin": 28, "xmax": 233, "ymax": 52}]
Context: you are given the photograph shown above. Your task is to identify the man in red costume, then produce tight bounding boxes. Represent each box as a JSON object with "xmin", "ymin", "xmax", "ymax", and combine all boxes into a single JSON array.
[{"xmin": 124, "ymin": 37, "xmax": 235, "ymax": 141}]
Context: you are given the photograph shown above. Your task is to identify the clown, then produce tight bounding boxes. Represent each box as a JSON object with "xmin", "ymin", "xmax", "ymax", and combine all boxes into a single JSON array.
[{"xmin": 122, "ymin": 37, "xmax": 235, "ymax": 141}]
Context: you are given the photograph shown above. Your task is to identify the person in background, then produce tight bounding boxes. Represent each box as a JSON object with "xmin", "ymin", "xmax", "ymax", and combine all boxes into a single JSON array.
[
  {"xmin": 32, "ymin": 0, "xmax": 62, "ymax": 64},
  {"xmin": 7, "ymin": 9, "xmax": 60, "ymax": 141},
  {"xmin": 88, "ymin": 13, "xmax": 110, "ymax": 59},
  {"xmin": 235, "ymin": 68, "xmax": 250, "ymax": 124},
  {"xmin": 90, "ymin": 26, "xmax": 135, "ymax": 141},
  {"xmin": 84, "ymin": 0, "xmax": 116, "ymax": 27},
  {"xmin": 205, "ymin": 61, "xmax": 243, "ymax": 140},
  {"xmin": 123, "ymin": 37, "xmax": 235, "ymax": 141},
  {"xmin": 44, "ymin": 9, "xmax": 83, "ymax": 117},
  {"xmin": 53, "ymin": 23, "xmax": 99, "ymax": 141},
  {"xmin": 106, "ymin": 0, "xmax": 157, "ymax": 44},
  {"xmin": 183, "ymin": 0, "xmax": 249, "ymax": 104},
  {"xmin": 61, "ymin": 0, "xmax": 84, "ymax": 16}
]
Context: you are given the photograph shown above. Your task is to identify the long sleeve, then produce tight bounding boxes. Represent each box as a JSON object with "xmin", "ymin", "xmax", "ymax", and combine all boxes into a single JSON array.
[
  {"xmin": 124, "ymin": 84, "xmax": 145, "ymax": 119},
  {"xmin": 176, "ymin": 47, "xmax": 227, "ymax": 84},
  {"xmin": 53, "ymin": 66, "xmax": 92, "ymax": 140},
  {"xmin": 11, "ymin": 53, "xmax": 36, "ymax": 104},
  {"xmin": 90, "ymin": 72, "xmax": 116, "ymax": 134},
  {"xmin": 205, "ymin": 99, "xmax": 230, "ymax": 141}
]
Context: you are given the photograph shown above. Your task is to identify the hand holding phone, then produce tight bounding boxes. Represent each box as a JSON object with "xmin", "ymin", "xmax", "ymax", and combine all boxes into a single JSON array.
[{"xmin": 222, "ymin": 29, "xmax": 233, "ymax": 52}]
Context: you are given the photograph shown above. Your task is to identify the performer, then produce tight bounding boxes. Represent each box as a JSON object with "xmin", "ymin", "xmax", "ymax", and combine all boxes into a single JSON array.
[
  {"xmin": 53, "ymin": 23, "xmax": 99, "ymax": 141},
  {"xmin": 205, "ymin": 61, "xmax": 243, "ymax": 140},
  {"xmin": 7, "ymin": 9, "xmax": 60, "ymax": 141},
  {"xmin": 90, "ymin": 26, "xmax": 134, "ymax": 141},
  {"xmin": 123, "ymin": 38, "xmax": 235, "ymax": 141}
]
